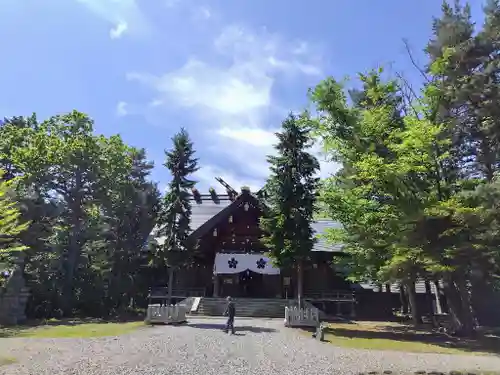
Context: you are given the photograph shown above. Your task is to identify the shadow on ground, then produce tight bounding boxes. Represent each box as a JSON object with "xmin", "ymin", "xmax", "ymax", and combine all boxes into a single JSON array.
[
  {"xmin": 187, "ymin": 323, "xmax": 277, "ymax": 334},
  {"xmin": 320, "ymin": 325, "xmax": 500, "ymax": 356}
]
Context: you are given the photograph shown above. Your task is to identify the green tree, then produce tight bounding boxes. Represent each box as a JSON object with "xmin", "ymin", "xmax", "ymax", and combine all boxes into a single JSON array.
[
  {"xmin": 0, "ymin": 171, "xmax": 29, "ymax": 278},
  {"xmin": 152, "ymin": 128, "xmax": 198, "ymax": 304},
  {"xmin": 417, "ymin": 0, "xmax": 500, "ymax": 334},
  {"xmin": 308, "ymin": 69, "xmax": 451, "ymax": 326},
  {"xmin": 95, "ymin": 147, "xmax": 161, "ymax": 314},
  {"xmin": 305, "ymin": 1, "xmax": 500, "ymax": 333},
  {"xmin": 0, "ymin": 111, "xmax": 159, "ymax": 318},
  {"xmin": 40, "ymin": 112, "xmax": 118, "ymax": 316},
  {"xmin": 260, "ymin": 114, "xmax": 320, "ymax": 307}
]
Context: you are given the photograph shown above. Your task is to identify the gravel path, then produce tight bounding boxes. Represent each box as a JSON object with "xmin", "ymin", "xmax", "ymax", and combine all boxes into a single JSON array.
[{"xmin": 1, "ymin": 317, "xmax": 500, "ymax": 375}]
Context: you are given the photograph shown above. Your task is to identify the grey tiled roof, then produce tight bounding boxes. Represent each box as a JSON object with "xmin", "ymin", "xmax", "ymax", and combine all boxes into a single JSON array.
[
  {"xmin": 311, "ymin": 220, "xmax": 343, "ymax": 252},
  {"xmin": 190, "ymin": 194, "xmax": 233, "ymax": 232},
  {"xmin": 151, "ymin": 194, "xmax": 233, "ymax": 245}
]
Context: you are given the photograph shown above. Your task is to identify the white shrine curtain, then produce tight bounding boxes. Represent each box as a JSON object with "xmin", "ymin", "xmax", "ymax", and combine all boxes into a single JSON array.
[{"xmin": 213, "ymin": 253, "xmax": 280, "ymax": 275}]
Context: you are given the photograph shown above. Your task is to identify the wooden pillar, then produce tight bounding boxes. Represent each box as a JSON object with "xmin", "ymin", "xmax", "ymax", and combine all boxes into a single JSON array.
[
  {"xmin": 424, "ymin": 280, "xmax": 434, "ymax": 313},
  {"xmin": 433, "ymin": 280, "xmax": 443, "ymax": 314}
]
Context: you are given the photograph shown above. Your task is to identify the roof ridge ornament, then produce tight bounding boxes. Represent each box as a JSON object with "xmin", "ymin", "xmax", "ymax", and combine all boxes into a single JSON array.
[
  {"xmin": 191, "ymin": 187, "xmax": 202, "ymax": 203},
  {"xmin": 208, "ymin": 186, "xmax": 220, "ymax": 203},
  {"xmin": 215, "ymin": 177, "xmax": 237, "ymax": 195}
]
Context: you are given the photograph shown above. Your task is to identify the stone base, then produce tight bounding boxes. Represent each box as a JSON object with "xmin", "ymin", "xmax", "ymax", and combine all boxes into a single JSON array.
[{"xmin": 0, "ymin": 288, "xmax": 30, "ymax": 326}]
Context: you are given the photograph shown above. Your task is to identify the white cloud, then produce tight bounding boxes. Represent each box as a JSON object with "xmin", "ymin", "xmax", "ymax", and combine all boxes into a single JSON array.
[
  {"xmin": 213, "ymin": 26, "xmax": 323, "ymax": 77},
  {"xmin": 194, "ymin": 165, "xmax": 263, "ymax": 194},
  {"xmin": 116, "ymin": 101, "xmax": 128, "ymax": 116},
  {"xmin": 164, "ymin": 0, "xmax": 211, "ymax": 21},
  {"xmin": 127, "ymin": 58, "xmax": 272, "ymax": 116},
  {"xmin": 110, "ymin": 21, "xmax": 128, "ymax": 39},
  {"xmin": 194, "ymin": 126, "xmax": 339, "ymax": 192},
  {"xmin": 128, "ymin": 24, "xmax": 337, "ymax": 189},
  {"xmin": 216, "ymin": 127, "xmax": 276, "ymax": 148},
  {"xmin": 76, "ymin": 0, "xmax": 149, "ymax": 39},
  {"xmin": 192, "ymin": 6, "xmax": 211, "ymax": 21}
]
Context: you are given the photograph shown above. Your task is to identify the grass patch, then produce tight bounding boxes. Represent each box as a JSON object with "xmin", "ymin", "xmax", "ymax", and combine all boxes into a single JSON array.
[
  {"xmin": 0, "ymin": 356, "xmax": 16, "ymax": 366},
  {"xmin": 0, "ymin": 319, "xmax": 145, "ymax": 338},
  {"xmin": 306, "ymin": 321, "xmax": 500, "ymax": 356}
]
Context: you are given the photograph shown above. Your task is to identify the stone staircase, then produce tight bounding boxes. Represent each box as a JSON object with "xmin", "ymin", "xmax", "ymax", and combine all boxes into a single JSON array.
[{"xmin": 189, "ymin": 297, "xmax": 292, "ymax": 318}]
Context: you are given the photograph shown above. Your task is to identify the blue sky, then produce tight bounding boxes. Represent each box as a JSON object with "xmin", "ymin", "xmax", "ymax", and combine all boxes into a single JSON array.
[{"xmin": 0, "ymin": 0, "xmax": 486, "ymax": 193}]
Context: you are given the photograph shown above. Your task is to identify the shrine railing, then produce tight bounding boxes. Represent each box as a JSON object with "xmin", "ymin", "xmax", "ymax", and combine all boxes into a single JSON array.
[
  {"xmin": 148, "ymin": 287, "xmax": 206, "ymax": 298},
  {"xmin": 145, "ymin": 304, "xmax": 187, "ymax": 324},
  {"xmin": 304, "ymin": 290, "xmax": 355, "ymax": 302},
  {"xmin": 284, "ymin": 306, "xmax": 320, "ymax": 327}
]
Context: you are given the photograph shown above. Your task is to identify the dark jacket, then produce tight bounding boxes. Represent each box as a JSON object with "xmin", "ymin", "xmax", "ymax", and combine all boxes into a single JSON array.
[{"xmin": 224, "ymin": 301, "xmax": 236, "ymax": 318}]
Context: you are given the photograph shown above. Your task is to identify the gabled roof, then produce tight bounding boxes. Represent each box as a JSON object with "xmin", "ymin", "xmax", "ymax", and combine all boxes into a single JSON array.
[
  {"xmin": 151, "ymin": 192, "xmax": 237, "ymax": 246},
  {"xmin": 190, "ymin": 194, "xmax": 233, "ymax": 232},
  {"xmin": 187, "ymin": 192, "xmax": 257, "ymax": 242},
  {"xmin": 151, "ymin": 189, "xmax": 344, "ymax": 253}
]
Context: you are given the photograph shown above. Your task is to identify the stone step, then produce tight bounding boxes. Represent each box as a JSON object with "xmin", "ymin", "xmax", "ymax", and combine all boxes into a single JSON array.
[{"xmin": 193, "ymin": 297, "xmax": 291, "ymax": 318}]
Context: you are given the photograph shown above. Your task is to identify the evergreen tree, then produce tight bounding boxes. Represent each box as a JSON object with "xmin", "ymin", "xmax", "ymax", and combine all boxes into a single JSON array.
[
  {"xmin": 91, "ymin": 147, "xmax": 160, "ymax": 314},
  {"xmin": 153, "ymin": 128, "xmax": 198, "ymax": 303},
  {"xmin": 420, "ymin": 0, "xmax": 500, "ymax": 334},
  {"xmin": 0, "ymin": 170, "xmax": 29, "ymax": 284},
  {"xmin": 0, "ymin": 112, "xmax": 160, "ymax": 318},
  {"xmin": 260, "ymin": 114, "xmax": 319, "ymax": 307}
]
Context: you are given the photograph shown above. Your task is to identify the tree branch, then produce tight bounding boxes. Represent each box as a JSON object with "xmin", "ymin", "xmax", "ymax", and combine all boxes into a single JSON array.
[
  {"xmin": 394, "ymin": 71, "xmax": 422, "ymax": 119},
  {"xmin": 403, "ymin": 38, "xmax": 431, "ymax": 83}
]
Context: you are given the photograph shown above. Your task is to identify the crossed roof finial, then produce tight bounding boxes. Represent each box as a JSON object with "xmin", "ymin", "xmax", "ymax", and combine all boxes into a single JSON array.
[{"xmin": 215, "ymin": 177, "xmax": 238, "ymax": 195}]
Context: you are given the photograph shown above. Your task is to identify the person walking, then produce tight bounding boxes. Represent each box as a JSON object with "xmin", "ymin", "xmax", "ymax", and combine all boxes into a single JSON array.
[{"xmin": 223, "ymin": 296, "xmax": 236, "ymax": 334}]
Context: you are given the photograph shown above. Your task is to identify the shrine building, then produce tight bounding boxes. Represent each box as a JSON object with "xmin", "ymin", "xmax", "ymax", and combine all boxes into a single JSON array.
[
  {"xmin": 152, "ymin": 179, "xmax": 350, "ymax": 301},
  {"xmin": 149, "ymin": 179, "xmax": 442, "ymax": 319}
]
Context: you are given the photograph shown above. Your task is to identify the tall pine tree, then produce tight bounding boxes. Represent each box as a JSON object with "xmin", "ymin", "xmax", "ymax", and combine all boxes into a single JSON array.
[
  {"xmin": 153, "ymin": 128, "xmax": 198, "ymax": 304},
  {"xmin": 260, "ymin": 114, "xmax": 319, "ymax": 307},
  {"xmin": 0, "ymin": 170, "xmax": 29, "ymax": 281}
]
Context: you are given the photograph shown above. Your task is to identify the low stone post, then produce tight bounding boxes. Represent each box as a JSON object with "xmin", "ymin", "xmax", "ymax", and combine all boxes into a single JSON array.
[
  {"xmin": 0, "ymin": 258, "xmax": 30, "ymax": 326},
  {"xmin": 312, "ymin": 322, "xmax": 325, "ymax": 341}
]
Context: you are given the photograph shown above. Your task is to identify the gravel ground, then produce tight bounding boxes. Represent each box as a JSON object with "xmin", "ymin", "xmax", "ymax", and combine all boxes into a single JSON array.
[{"xmin": 1, "ymin": 317, "xmax": 500, "ymax": 375}]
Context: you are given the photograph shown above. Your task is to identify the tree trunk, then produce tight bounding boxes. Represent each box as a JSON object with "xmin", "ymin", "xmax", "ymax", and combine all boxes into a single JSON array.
[
  {"xmin": 404, "ymin": 280, "xmax": 421, "ymax": 326},
  {"xmin": 442, "ymin": 274, "xmax": 464, "ymax": 333},
  {"xmin": 167, "ymin": 267, "xmax": 174, "ymax": 305},
  {"xmin": 399, "ymin": 285, "xmax": 409, "ymax": 314},
  {"xmin": 297, "ymin": 260, "xmax": 304, "ymax": 308},
  {"xmin": 455, "ymin": 274, "xmax": 476, "ymax": 336},
  {"xmin": 62, "ymin": 197, "xmax": 84, "ymax": 317},
  {"xmin": 424, "ymin": 280, "xmax": 437, "ymax": 327}
]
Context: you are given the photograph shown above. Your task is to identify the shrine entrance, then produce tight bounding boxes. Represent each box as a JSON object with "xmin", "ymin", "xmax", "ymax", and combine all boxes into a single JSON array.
[
  {"xmin": 213, "ymin": 252, "xmax": 281, "ymax": 298},
  {"xmin": 239, "ymin": 270, "xmax": 263, "ymax": 297}
]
